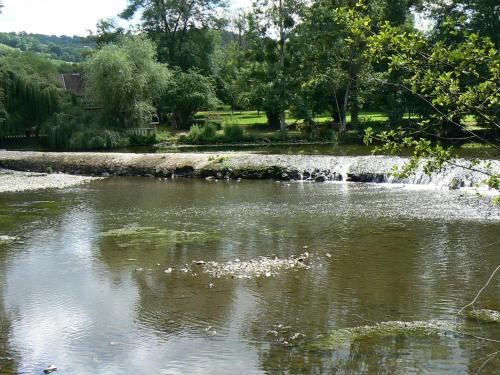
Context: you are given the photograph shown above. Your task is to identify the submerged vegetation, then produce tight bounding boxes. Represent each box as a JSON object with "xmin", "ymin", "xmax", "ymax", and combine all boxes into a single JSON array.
[
  {"xmin": 466, "ymin": 309, "xmax": 500, "ymax": 324},
  {"xmin": 309, "ymin": 320, "xmax": 456, "ymax": 351},
  {"xmin": 101, "ymin": 226, "xmax": 220, "ymax": 247}
]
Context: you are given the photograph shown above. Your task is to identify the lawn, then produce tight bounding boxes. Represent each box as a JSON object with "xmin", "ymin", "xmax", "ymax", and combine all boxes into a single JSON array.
[
  {"xmin": 162, "ymin": 110, "xmax": 486, "ymax": 146},
  {"xmin": 195, "ymin": 110, "xmax": 389, "ymax": 127}
]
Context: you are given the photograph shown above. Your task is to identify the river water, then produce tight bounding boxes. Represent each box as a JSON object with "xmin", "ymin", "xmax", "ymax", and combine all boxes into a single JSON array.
[{"xmin": 0, "ymin": 178, "xmax": 499, "ymax": 374}]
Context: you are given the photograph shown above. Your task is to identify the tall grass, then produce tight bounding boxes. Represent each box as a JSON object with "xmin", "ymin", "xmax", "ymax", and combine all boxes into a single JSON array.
[
  {"xmin": 186, "ymin": 123, "xmax": 217, "ymax": 143},
  {"xmin": 223, "ymin": 123, "xmax": 245, "ymax": 142}
]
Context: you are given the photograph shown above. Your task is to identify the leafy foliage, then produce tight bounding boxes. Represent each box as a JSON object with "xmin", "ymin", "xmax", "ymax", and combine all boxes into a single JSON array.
[
  {"xmin": 186, "ymin": 123, "xmax": 218, "ymax": 143},
  {"xmin": 69, "ymin": 128, "xmax": 129, "ymax": 150},
  {"xmin": 84, "ymin": 36, "xmax": 171, "ymax": 128},
  {"xmin": 161, "ymin": 70, "xmax": 219, "ymax": 129},
  {"xmin": 120, "ymin": 0, "xmax": 225, "ymax": 72},
  {"xmin": 336, "ymin": 1, "xmax": 500, "ymax": 189},
  {"xmin": 0, "ymin": 52, "xmax": 62, "ymax": 136}
]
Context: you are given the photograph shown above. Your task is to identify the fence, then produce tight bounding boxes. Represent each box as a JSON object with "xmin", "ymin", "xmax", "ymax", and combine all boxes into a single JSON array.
[
  {"xmin": 125, "ymin": 127, "xmax": 157, "ymax": 136},
  {"xmin": 2, "ymin": 134, "xmax": 47, "ymax": 139}
]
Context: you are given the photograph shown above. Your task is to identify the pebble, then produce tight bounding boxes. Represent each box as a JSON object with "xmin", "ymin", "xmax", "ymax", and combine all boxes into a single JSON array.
[
  {"xmin": 201, "ymin": 253, "xmax": 312, "ymax": 279},
  {"xmin": 43, "ymin": 364, "xmax": 57, "ymax": 374},
  {"xmin": 164, "ymin": 268, "xmax": 173, "ymax": 274}
]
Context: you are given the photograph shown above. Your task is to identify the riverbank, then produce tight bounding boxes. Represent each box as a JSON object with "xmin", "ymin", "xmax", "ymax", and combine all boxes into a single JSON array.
[
  {"xmin": 1, "ymin": 150, "xmax": 499, "ymax": 191},
  {"xmin": 0, "ymin": 168, "xmax": 100, "ymax": 193}
]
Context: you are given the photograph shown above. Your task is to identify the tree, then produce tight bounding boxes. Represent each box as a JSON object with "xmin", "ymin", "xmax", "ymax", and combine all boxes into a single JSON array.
[
  {"xmin": 161, "ymin": 70, "xmax": 219, "ymax": 129},
  {"xmin": 339, "ymin": 1, "xmax": 499, "ymax": 189},
  {"xmin": 0, "ymin": 52, "xmax": 61, "ymax": 138},
  {"xmin": 211, "ymin": 40, "xmax": 246, "ymax": 112},
  {"xmin": 293, "ymin": 0, "xmax": 417, "ymax": 131},
  {"xmin": 84, "ymin": 36, "xmax": 171, "ymax": 128},
  {"xmin": 422, "ymin": 0, "xmax": 499, "ymax": 47},
  {"xmin": 94, "ymin": 18, "xmax": 126, "ymax": 47},
  {"xmin": 256, "ymin": 0, "xmax": 303, "ymax": 131},
  {"xmin": 120, "ymin": 0, "xmax": 226, "ymax": 72},
  {"xmin": 367, "ymin": 19, "xmax": 499, "ymax": 137},
  {"xmin": 294, "ymin": 1, "xmax": 364, "ymax": 131},
  {"xmin": 235, "ymin": 1, "xmax": 303, "ymax": 130}
]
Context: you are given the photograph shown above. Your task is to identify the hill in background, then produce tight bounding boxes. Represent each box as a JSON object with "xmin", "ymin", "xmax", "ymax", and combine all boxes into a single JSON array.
[{"xmin": 0, "ymin": 32, "xmax": 95, "ymax": 62}]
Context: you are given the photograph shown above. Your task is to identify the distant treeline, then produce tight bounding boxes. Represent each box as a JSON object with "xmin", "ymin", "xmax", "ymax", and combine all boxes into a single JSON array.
[{"xmin": 0, "ymin": 32, "xmax": 95, "ymax": 62}]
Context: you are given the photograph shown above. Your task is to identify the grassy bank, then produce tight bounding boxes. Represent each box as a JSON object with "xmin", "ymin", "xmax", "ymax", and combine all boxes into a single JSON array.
[{"xmin": 159, "ymin": 110, "xmax": 391, "ymax": 146}]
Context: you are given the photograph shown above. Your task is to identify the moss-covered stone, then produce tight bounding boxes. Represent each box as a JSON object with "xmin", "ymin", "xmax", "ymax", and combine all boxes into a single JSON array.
[
  {"xmin": 309, "ymin": 320, "xmax": 455, "ymax": 351},
  {"xmin": 466, "ymin": 309, "xmax": 500, "ymax": 323}
]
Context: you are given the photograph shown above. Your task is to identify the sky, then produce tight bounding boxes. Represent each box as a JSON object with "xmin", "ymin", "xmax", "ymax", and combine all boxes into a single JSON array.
[{"xmin": 0, "ymin": 0, "xmax": 252, "ymax": 36}]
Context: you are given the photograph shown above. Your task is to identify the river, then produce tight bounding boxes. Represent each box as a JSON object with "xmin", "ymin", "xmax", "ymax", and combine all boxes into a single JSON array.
[{"xmin": 0, "ymin": 178, "xmax": 499, "ymax": 374}]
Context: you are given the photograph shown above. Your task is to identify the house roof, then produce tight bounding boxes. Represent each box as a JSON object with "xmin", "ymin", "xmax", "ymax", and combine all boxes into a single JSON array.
[{"xmin": 59, "ymin": 73, "xmax": 85, "ymax": 96}]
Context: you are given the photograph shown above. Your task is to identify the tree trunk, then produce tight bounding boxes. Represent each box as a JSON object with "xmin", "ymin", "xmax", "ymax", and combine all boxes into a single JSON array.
[
  {"xmin": 350, "ymin": 73, "xmax": 359, "ymax": 127},
  {"xmin": 171, "ymin": 113, "xmax": 178, "ymax": 130},
  {"xmin": 279, "ymin": 111, "xmax": 286, "ymax": 132},
  {"xmin": 278, "ymin": 0, "xmax": 286, "ymax": 133},
  {"xmin": 266, "ymin": 110, "xmax": 281, "ymax": 129},
  {"xmin": 340, "ymin": 81, "xmax": 351, "ymax": 133},
  {"xmin": 173, "ymin": 111, "xmax": 191, "ymax": 130}
]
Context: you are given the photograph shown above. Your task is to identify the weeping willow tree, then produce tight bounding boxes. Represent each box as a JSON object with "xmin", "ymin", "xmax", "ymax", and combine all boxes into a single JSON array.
[{"xmin": 0, "ymin": 67, "xmax": 61, "ymax": 137}]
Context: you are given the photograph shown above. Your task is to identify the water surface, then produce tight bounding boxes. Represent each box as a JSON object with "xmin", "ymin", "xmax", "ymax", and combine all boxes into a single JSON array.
[{"xmin": 0, "ymin": 179, "xmax": 499, "ymax": 374}]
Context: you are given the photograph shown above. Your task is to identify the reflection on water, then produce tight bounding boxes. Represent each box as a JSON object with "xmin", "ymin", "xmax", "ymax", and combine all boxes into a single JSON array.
[
  {"xmin": 0, "ymin": 179, "xmax": 499, "ymax": 374},
  {"xmin": 151, "ymin": 143, "xmax": 500, "ymax": 160}
]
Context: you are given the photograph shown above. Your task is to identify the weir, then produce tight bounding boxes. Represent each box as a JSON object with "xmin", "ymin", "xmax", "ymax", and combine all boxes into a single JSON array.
[{"xmin": 0, "ymin": 151, "xmax": 498, "ymax": 190}]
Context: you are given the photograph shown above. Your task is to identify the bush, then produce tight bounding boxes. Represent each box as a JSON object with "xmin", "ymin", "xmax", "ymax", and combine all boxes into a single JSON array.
[
  {"xmin": 223, "ymin": 123, "xmax": 245, "ymax": 142},
  {"xmin": 186, "ymin": 123, "xmax": 217, "ymax": 143},
  {"xmin": 69, "ymin": 129, "xmax": 129, "ymax": 150},
  {"xmin": 297, "ymin": 122, "xmax": 337, "ymax": 141},
  {"xmin": 318, "ymin": 126, "xmax": 336, "ymax": 141},
  {"xmin": 128, "ymin": 133, "xmax": 157, "ymax": 145}
]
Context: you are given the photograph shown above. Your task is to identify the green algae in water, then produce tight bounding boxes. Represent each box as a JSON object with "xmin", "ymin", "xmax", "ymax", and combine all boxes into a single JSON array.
[
  {"xmin": 0, "ymin": 200, "xmax": 65, "ymax": 232},
  {"xmin": 466, "ymin": 309, "xmax": 500, "ymax": 323},
  {"xmin": 261, "ymin": 228, "xmax": 294, "ymax": 238},
  {"xmin": 309, "ymin": 320, "xmax": 455, "ymax": 351},
  {"xmin": 101, "ymin": 226, "xmax": 219, "ymax": 247},
  {"xmin": 8, "ymin": 200, "xmax": 61, "ymax": 212}
]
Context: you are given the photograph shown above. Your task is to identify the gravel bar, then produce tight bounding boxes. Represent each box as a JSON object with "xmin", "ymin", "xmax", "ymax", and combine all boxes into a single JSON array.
[{"xmin": 0, "ymin": 168, "xmax": 101, "ymax": 193}]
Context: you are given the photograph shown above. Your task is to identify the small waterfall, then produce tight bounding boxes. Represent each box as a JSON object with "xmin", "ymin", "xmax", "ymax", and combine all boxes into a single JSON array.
[{"xmin": 291, "ymin": 155, "xmax": 499, "ymax": 190}]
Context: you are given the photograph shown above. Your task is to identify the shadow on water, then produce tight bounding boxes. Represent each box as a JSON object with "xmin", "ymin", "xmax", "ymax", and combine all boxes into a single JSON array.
[{"xmin": 0, "ymin": 178, "xmax": 499, "ymax": 374}]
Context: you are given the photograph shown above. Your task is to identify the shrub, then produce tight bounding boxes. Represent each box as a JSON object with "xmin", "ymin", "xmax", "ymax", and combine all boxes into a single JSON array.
[
  {"xmin": 297, "ymin": 122, "xmax": 336, "ymax": 141},
  {"xmin": 318, "ymin": 126, "xmax": 336, "ymax": 141},
  {"xmin": 186, "ymin": 123, "xmax": 217, "ymax": 143},
  {"xmin": 128, "ymin": 133, "xmax": 157, "ymax": 145},
  {"xmin": 69, "ymin": 129, "xmax": 129, "ymax": 150},
  {"xmin": 223, "ymin": 123, "xmax": 245, "ymax": 142}
]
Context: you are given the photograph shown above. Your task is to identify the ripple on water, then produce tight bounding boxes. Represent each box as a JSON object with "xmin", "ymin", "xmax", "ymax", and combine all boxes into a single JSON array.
[{"xmin": 0, "ymin": 179, "xmax": 499, "ymax": 374}]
